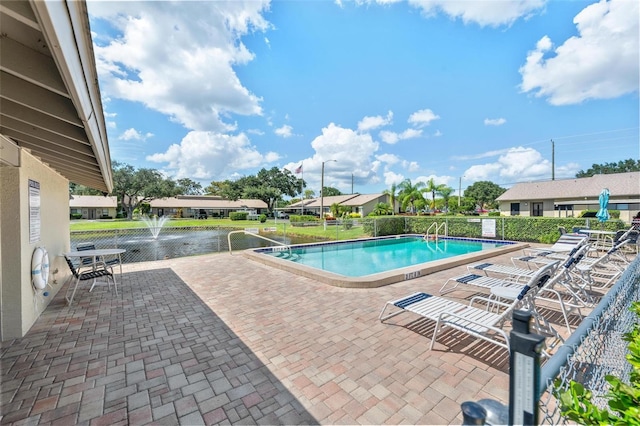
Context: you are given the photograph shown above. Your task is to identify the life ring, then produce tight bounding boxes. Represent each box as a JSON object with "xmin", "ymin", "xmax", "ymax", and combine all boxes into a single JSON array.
[{"xmin": 31, "ymin": 247, "xmax": 50, "ymax": 290}]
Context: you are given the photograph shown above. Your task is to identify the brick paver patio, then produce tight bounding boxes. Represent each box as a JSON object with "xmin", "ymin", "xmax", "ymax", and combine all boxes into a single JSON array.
[{"xmin": 1, "ymin": 249, "xmax": 542, "ymax": 425}]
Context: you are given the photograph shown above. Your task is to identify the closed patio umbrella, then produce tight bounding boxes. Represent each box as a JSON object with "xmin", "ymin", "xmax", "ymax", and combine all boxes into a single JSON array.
[{"xmin": 596, "ymin": 188, "xmax": 610, "ymax": 223}]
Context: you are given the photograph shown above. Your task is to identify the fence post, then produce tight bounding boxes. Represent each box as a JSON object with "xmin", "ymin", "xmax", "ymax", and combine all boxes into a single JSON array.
[
  {"xmin": 460, "ymin": 401, "xmax": 486, "ymax": 425},
  {"xmin": 509, "ymin": 310, "xmax": 545, "ymax": 426}
]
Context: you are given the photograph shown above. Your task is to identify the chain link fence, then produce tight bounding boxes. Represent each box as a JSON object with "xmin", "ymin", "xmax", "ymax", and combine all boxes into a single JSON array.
[
  {"xmin": 537, "ymin": 254, "xmax": 640, "ymax": 424},
  {"xmin": 70, "ymin": 224, "xmax": 354, "ymax": 263}
]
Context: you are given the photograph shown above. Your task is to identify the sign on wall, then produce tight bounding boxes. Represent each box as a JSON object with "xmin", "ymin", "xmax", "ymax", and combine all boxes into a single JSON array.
[{"xmin": 29, "ymin": 179, "xmax": 41, "ymax": 243}]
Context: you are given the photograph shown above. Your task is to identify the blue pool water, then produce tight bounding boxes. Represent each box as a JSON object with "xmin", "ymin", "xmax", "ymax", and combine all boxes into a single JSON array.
[{"xmin": 263, "ymin": 236, "xmax": 509, "ymax": 277}]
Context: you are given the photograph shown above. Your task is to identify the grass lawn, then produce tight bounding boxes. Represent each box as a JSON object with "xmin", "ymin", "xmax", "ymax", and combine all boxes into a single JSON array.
[{"xmin": 70, "ymin": 218, "xmax": 369, "ymax": 241}]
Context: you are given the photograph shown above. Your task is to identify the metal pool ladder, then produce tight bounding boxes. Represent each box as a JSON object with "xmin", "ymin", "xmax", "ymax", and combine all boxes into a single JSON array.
[
  {"xmin": 227, "ymin": 230, "xmax": 293, "ymax": 257},
  {"xmin": 424, "ymin": 222, "xmax": 448, "ymax": 242}
]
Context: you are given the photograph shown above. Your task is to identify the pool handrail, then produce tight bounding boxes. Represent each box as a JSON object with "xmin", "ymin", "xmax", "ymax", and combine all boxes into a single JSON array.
[
  {"xmin": 227, "ymin": 230, "xmax": 292, "ymax": 256},
  {"xmin": 424, "ymin": 222, "xmax": 448, "ymax": 242}
]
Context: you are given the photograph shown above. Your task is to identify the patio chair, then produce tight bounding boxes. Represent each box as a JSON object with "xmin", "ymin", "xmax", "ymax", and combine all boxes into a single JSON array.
[
  {"xmin": 63, "ymin": 255, "xmax": 116, "ymax": 305},
  {"xmin": 76, "ymin": 242, "xmax": 123, "ymax": 277},
  {"xmin": 379, "ymin": 261, "xmax": 558, "ymax": 353}
]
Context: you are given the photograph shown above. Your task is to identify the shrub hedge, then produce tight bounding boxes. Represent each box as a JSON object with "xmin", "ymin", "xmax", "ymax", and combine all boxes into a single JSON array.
[
  {"xmin": 229, "ymin": 211, "xmax": 249, "ymax": 221},
  {"xmin": 363, "ymin": 216, "xmax": 627, "ymax": 243}
]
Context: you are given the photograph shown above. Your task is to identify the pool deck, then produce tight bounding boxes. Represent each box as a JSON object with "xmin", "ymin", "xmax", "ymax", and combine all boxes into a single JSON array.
[{"xmin": 1, "ymin": 246, "xmax": 578, "ymax": 425}]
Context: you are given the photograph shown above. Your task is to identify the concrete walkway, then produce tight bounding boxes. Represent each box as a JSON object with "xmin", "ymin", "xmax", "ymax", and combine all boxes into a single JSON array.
[{"xmin": 1, "ymin": 249, "xmax": 542, "ymax": 425}]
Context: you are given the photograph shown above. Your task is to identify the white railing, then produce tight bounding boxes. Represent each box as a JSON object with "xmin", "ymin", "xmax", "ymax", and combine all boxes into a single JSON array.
[{"xmin": 227, "ymin": 230, "xmax": 292, "ymax": 256}]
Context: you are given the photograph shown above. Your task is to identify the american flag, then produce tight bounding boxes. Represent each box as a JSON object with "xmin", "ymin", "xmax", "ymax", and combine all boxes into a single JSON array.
[{"xmin": 295, "ymin": 164, "xmax": 302, "ymax": 174}]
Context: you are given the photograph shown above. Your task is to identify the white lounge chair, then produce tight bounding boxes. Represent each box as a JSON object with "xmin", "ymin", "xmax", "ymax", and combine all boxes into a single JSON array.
[
  {"xmin": 379, "ymin": 261, "xmax": 558, "ymax": 353},
  {"xmin": 466, "ymin": 261, "xmax": 538, "ymax": 283},
  {"xmin": 523, "ymin": 234, "xmax": 588, "ymax": 257},
  {"xmin": 570, "ymin": 238, "xmax": 630, "ymax": 295},
  {"xmin": 439, "ymin": 272, "xmax": 524, "ymax": 295}
]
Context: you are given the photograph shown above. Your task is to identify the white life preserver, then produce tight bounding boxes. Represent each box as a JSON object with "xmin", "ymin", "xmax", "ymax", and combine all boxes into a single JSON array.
[{"xmin": 31, "ymin": 247, "xmax": 50, "ymax": 290}]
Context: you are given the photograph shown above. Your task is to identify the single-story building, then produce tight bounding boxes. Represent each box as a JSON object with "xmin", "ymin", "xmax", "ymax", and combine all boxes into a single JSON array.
[
  {"xmin": 287, "ymin": 193, "xmax": 394, "ymax": 217},
  {"xmin": 147, "ymin": 195, "xmax": 268, "ymax": 218},
  {"xmin": 496, "ymin": 172, "xmax": 640, "ymax": 223},
  {"xmin": 1, "ymin": 1, "xmax": 113, "ymax": 339},
  {"xmin": 69, "ymin": 195, "xmax": 118, "ymax": 219}
]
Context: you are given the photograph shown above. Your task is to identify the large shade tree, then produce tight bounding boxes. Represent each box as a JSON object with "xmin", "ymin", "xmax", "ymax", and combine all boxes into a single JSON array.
[
  {"xmin": 222, "ymin": 167, "xmax": 304, "ymax": 212},
  {"xmin": 176, "ymin": 178, "xmax": 203, "ymax": 195},
  {"xmin": 464, "ymin": 181, "xmax": 506, "ymax": 210},
  {"xmin": 111, "ymin": 161, "xmax": 181, "ymax": 219},
  {"xmin": 576, "ymin": 159, "xmax": 640, "ymax": 177},
  {"xmin": 321, "ymin": 187, "xmax": 342, "ymax": 197}
]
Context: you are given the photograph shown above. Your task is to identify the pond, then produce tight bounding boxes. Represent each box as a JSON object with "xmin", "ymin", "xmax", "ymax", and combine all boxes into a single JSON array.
[{"xmin": 70, "ymin": 226, "xmax": 319, "ymax": 263}]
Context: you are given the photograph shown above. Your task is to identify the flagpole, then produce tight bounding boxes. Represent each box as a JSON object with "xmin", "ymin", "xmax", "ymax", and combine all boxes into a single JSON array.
[{"xmin": 300, "ymin": 162, "xmax": 303, "ymax": 215}]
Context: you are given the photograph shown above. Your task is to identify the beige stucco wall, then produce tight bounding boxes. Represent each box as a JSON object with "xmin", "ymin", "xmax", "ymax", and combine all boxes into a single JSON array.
[{"xmin": 0, "ymin": 150, "xmax": 71, "ymax": 340}]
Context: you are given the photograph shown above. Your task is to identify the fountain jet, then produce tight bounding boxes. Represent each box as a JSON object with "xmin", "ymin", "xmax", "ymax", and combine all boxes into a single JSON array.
[{"xmin": 142, "ymin": 215, "xmax": 169, "ymax": 239}]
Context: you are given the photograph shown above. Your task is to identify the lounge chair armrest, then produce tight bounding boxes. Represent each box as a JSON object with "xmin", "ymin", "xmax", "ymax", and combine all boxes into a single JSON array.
[{"xmin": 468, "ymin": 295, "xmax": 512, "ymax": 309}]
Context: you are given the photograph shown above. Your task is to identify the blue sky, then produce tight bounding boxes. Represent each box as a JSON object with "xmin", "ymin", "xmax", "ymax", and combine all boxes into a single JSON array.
[{"xmin": 87, "ymin": 0, "xmax": 639, "ymax": 198}]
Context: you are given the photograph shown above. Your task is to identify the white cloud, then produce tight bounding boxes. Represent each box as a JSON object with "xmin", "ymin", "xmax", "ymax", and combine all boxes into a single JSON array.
[
  {"xmin": 275, "ymin": 124, "xmax": 294, "ymax": 138},
  {"xmin": 462, "ymin": 147, "xmax": 581, "ymax": 182},
  {"xmin": 376, "ymin": 153, "xmax": 401, "ymax": 164},
  {"xmin": 402, "ymin": 161, "xmax": 420, "ymax": 172},
  {"xmin": 88, "ymin": 1, "xmax": 270, "ymax": 132},
  {"xmin": 379, "ymin": 128, "xmax": 423, "ymax": 144},
  {"xmin": 484, "ymin": 117, "xmax": 506, "ymax": 126},
  {"xmin": 283, "ymin": 123, "xmax": 380, "ymax": 192},
  {"xmin": 357, "ymin": 111, "xmax": 393, "ymax": 132},
  {"xmin": 384, "ymin": 171, "xmax": 405, "ymax": 186},
  {"xmin": 407, "ymin": 0, "xmax": 547, "ymax": 27},
  {"xmin": 452, "ymin": 148, "xmax": 512, "ymax": 161},
  {"xmin": 520, "ymin": 0, "xmax": 639, "ymax": 105},
  {"xmin": 119, "ymin": 128, "xmax": 154, "ymax": 141},
  {"xmin": 408, "ymin": 109, "xmax": 440, "ymax": 127},
  {"xmin": 146, "ymin": 131, "xmax": 280, "ymax": 180}
]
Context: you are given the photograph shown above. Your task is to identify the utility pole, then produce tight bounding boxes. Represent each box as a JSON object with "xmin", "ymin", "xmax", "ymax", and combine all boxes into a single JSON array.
[
  {"xmin": 351, "ymin": 173, "xmax": 354, "ymax": 194},
  {"xmin": 551, "ymin": 139, "xmax": 555, "ymax": 180}
]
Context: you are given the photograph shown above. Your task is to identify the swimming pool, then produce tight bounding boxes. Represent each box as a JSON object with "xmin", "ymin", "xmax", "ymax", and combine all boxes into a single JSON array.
[{"xmin": 244, "ymin": 234, "xmax": 527, "ymax": 288}]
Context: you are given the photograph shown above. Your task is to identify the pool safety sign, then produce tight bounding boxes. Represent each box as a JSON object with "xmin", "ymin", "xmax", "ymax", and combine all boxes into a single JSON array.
[
  {"xmin": 29, "ymin": 179, "xmax": 41, "ymax": 243},
  {"xmin": 482, "ymin": 219, "xmax": 496, "ymax": 238}
]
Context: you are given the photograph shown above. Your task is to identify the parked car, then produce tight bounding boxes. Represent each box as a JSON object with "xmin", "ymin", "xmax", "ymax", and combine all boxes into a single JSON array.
[
  {"xmin": 197, "ymin": 209, "xmax": 207, "ymax": 219},
  {"xmin": 275, "ymin": 211, "xmax": 289, "ymax": 219}
]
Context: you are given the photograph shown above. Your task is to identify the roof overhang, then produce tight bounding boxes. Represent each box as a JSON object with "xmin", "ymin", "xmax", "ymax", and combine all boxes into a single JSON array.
[{"xmin": 0, "ymin": 0, "xmax": 112, "ymax": 192}]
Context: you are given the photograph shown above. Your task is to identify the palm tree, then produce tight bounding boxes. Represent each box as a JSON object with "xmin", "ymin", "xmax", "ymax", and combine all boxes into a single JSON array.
[
  {"xmin": 437, "ymin": 186, "xmax": 454, "ymax": 212},
  {"xmin": 423, "ymin": 178, "xmax": 447, "ymax": 211},
  {"xmin": 398, "ymin": 179, "xmax": 425, "ymax": 213},
  {"xmin": 382, "ymin": 182, "xmax": 399, "ymax": 215}
]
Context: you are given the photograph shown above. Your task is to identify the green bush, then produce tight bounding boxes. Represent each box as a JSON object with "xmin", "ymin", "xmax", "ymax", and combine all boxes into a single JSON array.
[
  {"xmin": 229, "ymin": 211, "xmax": 249, "ymax": 221},
  {"xmin": 100, "ymin": 215, "xmax": 112, "ymax": 219},
  {"xmin": 556, "ymin": 302, "xmax": 640, "ymax": 425},
  {"xmin": 115, "ymin": 212, "xmax": 125, "ymax": 219},
  {"xmin": 289, "ymin": 215, "xmax": 319, "ymax": 224},
  {"xmin": 70, "ymin": 213, "xmax": 83, "ymax": 220},
  {"xmin": 488, "ymin": 211, "xmax": 501, "ymax": 217},
  {"xmin": 259, "ymin": 214, "xmax": 267, "ymax": 223}
]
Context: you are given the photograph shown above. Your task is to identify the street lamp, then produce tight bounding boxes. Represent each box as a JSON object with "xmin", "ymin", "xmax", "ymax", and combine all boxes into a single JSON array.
[{"xmin": 320, "ymin": 159, "xmax": 337, "ymax": 221}]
